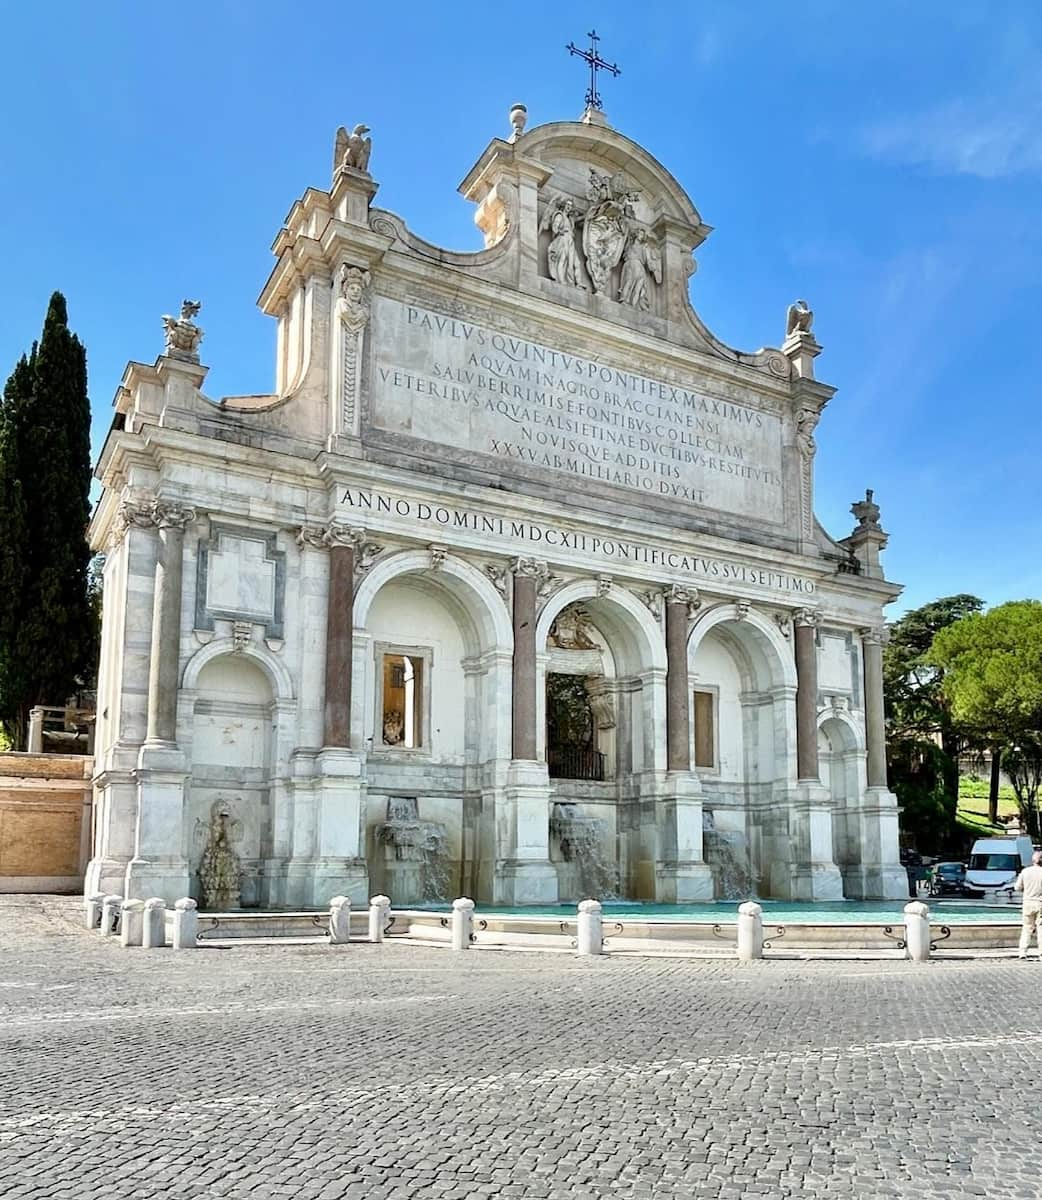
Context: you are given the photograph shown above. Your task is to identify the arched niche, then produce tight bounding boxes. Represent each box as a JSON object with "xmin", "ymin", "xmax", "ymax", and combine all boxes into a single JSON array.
[{"xmin": 185, "ymin": 652, "xmax": 277, "ymax": 909}]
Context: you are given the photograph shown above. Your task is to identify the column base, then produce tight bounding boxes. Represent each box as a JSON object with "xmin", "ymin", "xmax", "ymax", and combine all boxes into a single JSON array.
[
  {"xmin": 843, "ymin": 785, "xmax": 906, "ymax": 899},
  {"xmin": 305, "ymin": 857, "xmax": 369, "ymax": 908},
  {"xmin": 493, "ymin": 860, "xmax": 559, "ymax": 905},
  {"xmin": 124, "ymin": 856, "xmax": 190, "ymax": 904},
  {"xmin": 85, "ymin": 857, "xmax": 131, "ymax": 898},
  {"xmin": 488, "ymin": 761, "xmax": 558, "ymax": 905},
  {"xmin": 771, "ymin": 781, "xmax": 845, "ymax": 901},
  {"xmin": 655, "ymin": 861, "xmax": 715, "ymax": 902}
]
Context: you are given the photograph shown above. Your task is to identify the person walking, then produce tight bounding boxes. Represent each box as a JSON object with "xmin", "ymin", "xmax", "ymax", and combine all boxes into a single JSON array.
[{"xmin": 1014, "ymin": 849, "xmax": 1042, "ymax": 959}]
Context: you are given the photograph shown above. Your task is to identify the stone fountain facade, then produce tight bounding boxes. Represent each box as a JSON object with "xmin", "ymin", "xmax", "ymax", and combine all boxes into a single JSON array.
[{"xmin": 85, "ymin": 103, "xmax": 907, "ymax": 909}]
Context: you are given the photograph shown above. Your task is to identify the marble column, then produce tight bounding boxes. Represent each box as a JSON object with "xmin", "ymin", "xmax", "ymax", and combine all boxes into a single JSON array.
[
  {"xmin": 862, "ymin": 626, "xmax": 889, "ymax": 789},
  {"xmin": 793, "ymin": 608, "xmax": 821, "ymax": 781},
  {"xmin": 144, "ymin": 502, "xmax": 195, "ymax": 745},
  {"xmin": 665, "ymin": 588, "xmax": 692, "ymax": 772},
  {"xmin": 323, "ymin": 542, "xmax": 354, "ymax": 748},
  {"xmin": 511, "ymin": 565, "xmax": 538, "ymax": 760}
]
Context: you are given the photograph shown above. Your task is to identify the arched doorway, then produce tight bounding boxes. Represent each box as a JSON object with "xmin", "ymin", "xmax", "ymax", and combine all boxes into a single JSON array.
[
  {"xmin": 353, "ymin": 550, "xmax": 513, "ymax": 905},
  {"xmin": 536, "ymin": 585, "xmax": 666, "ymax": 902},
  {"xmin": 688, "ymin": 606, "xmax": 798, "ymax": 898}
]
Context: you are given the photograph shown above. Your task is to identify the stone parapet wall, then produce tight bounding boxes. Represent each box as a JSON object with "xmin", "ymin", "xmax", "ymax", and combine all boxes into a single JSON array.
[{"xmin": 0, "ymin": 753, "xmax": 93, "ymax": 893}]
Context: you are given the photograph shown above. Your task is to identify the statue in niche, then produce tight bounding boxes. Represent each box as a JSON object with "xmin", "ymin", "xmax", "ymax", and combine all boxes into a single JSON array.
[
  {"xmin": 542, "ymin": 198, "xmax": 586, "ymax": 288},
  {"xmin": 618, "ymin": 229, "xmax": 662, "ymax": 311},
  {"xmin": 197, "ymin": 800, "xmax": 242, "ymax": 910},
  {"xmin": 549, "ymin": 606, "xmax": 600, "ymax": 651},
  {"xmin": 336, "ymin": 264, "xmax": 372, "ymax": 332},
  {"xmin": 333, "ymin": 123, "xmax": 372, "ymax": 174},
  {"xmin": 161, "ymin": 300, "xmax": 203, "ymax": 361},
  {"xmin": 786, "ymin": 299, "xmax": 814, "ymax": 337},
  {"xmin": 582, "ymin": 169, "xmax": 637, "ymax": 296},
  {"xmin": 383, "ymin": 708, "xmax": 404, "ymax": 745}
]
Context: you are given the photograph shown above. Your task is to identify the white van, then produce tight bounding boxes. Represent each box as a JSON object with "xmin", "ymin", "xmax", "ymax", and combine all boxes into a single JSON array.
[{"xmin": 964, "ymin": 836, "xmax": 1034, "ymax": 897}]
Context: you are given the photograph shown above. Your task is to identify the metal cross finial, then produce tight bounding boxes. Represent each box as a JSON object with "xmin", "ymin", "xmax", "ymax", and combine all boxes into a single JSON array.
[{"xmin": 566, "ymin": 29, "xmax": 621, "ymax": 112}]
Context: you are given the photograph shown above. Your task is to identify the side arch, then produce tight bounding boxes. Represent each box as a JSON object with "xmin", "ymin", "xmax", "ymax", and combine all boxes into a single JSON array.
[{"xmin": 181, "ymin": 638, "xmax": 296, "ymax": 700}]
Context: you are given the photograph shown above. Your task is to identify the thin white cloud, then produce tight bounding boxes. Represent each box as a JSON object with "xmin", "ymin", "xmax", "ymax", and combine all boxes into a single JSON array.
[{"xmin": 861, "ymin": 87, "xmax": 1042, "ymax": 179}]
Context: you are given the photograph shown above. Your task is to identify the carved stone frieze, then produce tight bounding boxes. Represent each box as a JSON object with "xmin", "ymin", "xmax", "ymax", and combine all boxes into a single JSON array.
[
  {"xmin": 637, "ymin": 589, "xmax": 663, "ymax": 620},
  {"xmin": 484, "ymin": 562, "xmax": 509, "ymax": 599}
]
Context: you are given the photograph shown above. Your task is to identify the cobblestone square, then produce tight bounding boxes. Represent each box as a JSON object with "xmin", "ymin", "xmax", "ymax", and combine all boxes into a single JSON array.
[{"xmin": 2, "ymin": 896, "xmax": 1041, "ymax": 1199}]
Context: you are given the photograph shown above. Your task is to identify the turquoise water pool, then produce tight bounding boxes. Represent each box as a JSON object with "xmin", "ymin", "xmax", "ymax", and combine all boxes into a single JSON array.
[{"xmin": 411, "ymin": 899, "xmax": 1019, "ymax": 925}]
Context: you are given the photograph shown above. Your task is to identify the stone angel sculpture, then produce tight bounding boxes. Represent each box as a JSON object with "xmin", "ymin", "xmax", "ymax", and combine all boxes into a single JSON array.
[
  {"xmin": 333, "ymin": 123, "xmax": 372, "ymax": 175},
  {"xmin": 785, "ymin": 298, "xmax": 814, "ymax": 337},
  {"xmin": 540, "ymin": 197, "xmax": 586, "ymax": 288},
  {"xmin": 618, "ymin": 229, "xmax": 662, "ymax": 311}
]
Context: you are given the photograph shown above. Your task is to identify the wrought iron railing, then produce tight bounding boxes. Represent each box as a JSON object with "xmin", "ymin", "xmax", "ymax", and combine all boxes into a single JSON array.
[{"xmin": 548, "ymin": 746, "xmax": 606, "ymax": 781}]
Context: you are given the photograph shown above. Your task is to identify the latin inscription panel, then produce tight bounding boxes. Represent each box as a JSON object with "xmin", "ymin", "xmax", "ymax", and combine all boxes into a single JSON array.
[{"xmin": 369, "ymin": 297, "xmax": 785, "ymax": 524}]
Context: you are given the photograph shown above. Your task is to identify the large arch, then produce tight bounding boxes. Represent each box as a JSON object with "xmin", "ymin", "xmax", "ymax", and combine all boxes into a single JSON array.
[
  {"xmin": 354, "ymin": 549, "xmax": 513, "ymax": 656},
  {"xmin": 535, "ymin": 580, "xmax": 666, "ymax": 676},
  {"xmin": 686, "ymin": 602, "xmax": 797, "ymax": 692},
  {"xmin": 687, "ymin": 602, "xmax": 798, "ymax": 899}
]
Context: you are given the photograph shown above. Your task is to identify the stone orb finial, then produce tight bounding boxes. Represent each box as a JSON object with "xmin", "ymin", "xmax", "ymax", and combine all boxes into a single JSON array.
[{"xmin": 508, "ymin": 103, "xmax": 528, "ymax": 142}]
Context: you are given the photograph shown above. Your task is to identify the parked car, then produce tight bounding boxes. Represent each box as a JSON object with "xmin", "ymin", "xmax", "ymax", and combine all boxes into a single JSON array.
[{"xmin": 929, "ymin": 861, "xmax": 967, "ymax": 897}]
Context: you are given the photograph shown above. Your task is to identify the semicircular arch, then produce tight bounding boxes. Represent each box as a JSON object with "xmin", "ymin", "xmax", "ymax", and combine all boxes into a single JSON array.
[{"xmin": 181, "ymin": 638, "xmax": 296, "ymax": 700}]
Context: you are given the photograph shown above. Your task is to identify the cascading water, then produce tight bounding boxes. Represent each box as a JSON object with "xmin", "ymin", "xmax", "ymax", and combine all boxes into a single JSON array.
[
  {"xmin": 702, "ymin": 812, "xmax": 755, "ymax": 900},
  {"xmin": 550, "ymin": 801, "xmax": 617, "ymax": 900},
  {"xmin": 375, "ymin": 796, "xmax": 449, "ymax": 905}
]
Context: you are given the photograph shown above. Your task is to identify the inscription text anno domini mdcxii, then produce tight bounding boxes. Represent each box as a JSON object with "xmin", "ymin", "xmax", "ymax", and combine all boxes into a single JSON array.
[{"xmin": 370, "ymin": 298, "xmax": 785, "ymax": 523}]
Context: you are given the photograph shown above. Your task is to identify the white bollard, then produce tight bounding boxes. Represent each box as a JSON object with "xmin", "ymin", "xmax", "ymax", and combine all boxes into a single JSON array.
[
  {"xmin": 120, "ymin": 899, "xmax": 144, "ymax": 948},
  {"xmin": 142, "ymin": 898, "xmax": 167, "ymax": 949},
  {"xmin": 100, "ymin": 894, "xmax": 123, "ymax": 937},
  {"xmin": 85, "ymin": 893, "xmax": 107, "ymax": 931},
  {"xmin": 737, "ymin": 901, "xmax": 764, "ymax": 961},
  {"xmin": 576, "ymin": 899, "xmax": 603, "ymax": 956},
  {"xmin": 368, "ymin": 895, "xmax": 391, "ymax": 943},
  {"xmin": 451, "ymin": 897, "xmax": 475, "ymax": 951},
  {"xmin": 171, "ymin": 898, "xmax": 198, "ymax": 949},
  {"xmin": 904, "ymin": 900, "xmax": 931, "ymax": 962},
  {"xmin": 329, "ymin": 896, "xmax": 352, "ymax": 945}
]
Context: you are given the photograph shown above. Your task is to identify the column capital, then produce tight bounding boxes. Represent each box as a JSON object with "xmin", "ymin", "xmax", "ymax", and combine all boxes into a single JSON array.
[
  {"xmin": 860, "ymin": 625, "xmax": 890, "ymax": 647},
  {"xmin": 511, "ymin": 557, "xmax": 559, "ymax": 599},
  {"xmin": 793, "ymin": 607, "xmax": 822, "ymax": 629},
  {"xmin": 153, "ymin": 499, "xmax": 197, "ymax": 531},
  {"xmin": 665, "ymin": 584, "xmax": 700, "ymax": 617}
]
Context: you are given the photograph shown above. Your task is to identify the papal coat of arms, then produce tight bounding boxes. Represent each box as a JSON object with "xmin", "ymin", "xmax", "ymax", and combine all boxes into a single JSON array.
[{"xmin": 582, "ymin": 169, "xmax": 637, "ymax": 296}]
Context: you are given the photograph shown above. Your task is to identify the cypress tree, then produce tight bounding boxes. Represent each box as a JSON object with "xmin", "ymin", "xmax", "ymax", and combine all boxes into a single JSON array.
[
  {"xmin": 0, "ymin": 293, "xmax": 93, "ymax": 744},
  {"xmin": 0, "ymin": 351, "xmax": 33, "ymax": 735}
]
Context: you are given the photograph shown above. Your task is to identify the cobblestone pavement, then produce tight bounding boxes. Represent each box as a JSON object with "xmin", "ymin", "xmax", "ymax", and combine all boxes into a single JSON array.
[{"xmin": 2, "ymin": 896, "xmax": 1041, "ymax": 1200}]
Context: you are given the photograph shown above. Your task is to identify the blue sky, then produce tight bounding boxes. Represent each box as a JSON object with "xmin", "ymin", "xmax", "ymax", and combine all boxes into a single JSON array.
[{"xmin": 1, "ymin": 2, "xmax": 1039, "ymax": 615}]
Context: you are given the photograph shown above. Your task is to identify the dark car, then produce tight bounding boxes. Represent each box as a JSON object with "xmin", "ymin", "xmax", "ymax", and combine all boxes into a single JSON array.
[{"xmin": 930, "ymin": 861, "xmax": 967, "ymax": 897}]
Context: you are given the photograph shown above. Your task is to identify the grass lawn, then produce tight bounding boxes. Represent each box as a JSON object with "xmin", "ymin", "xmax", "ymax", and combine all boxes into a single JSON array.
[{"xmin": 957, "ymin": 776, "xmax": 1019, "ymax": 838}]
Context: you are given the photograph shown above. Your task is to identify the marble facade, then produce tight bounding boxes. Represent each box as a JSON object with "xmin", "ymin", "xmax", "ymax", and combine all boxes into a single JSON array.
[{"xmin": 86, "ymin": 105, "xmax": 907, "ymax": 909}]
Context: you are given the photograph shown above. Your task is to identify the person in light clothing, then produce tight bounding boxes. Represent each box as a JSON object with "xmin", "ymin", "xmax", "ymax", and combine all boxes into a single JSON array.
[{"xmin": 1013, "ymin": 849, "xmax": 1042, "ymax": 959}]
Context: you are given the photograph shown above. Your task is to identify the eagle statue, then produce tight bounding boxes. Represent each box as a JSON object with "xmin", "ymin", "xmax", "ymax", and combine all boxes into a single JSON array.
[
  {"xmin": 333, "ymin": 124, "xmax": 372, "ymax": 176},
  {"xmin": 785, "ymin": 299, "xmax": 814, "ymax": 338}
]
